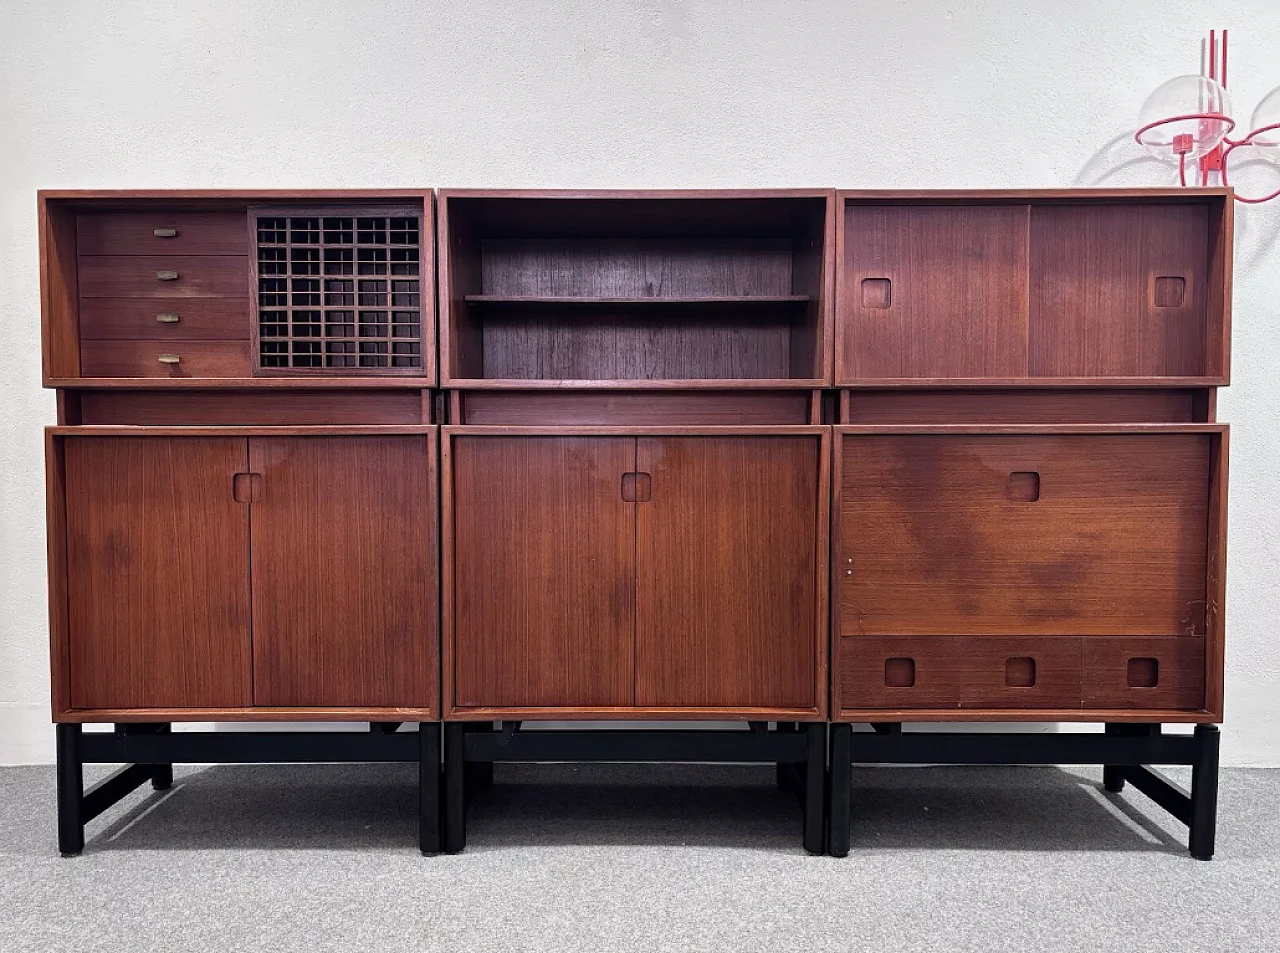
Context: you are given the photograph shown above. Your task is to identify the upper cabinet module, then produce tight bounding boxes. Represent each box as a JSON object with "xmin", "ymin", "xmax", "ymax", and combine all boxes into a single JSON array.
[
  {"xmin": 38, "ymin": 191, "xmax": 436, "ymax": 386},
  {"xmin": 437, "ymin": 190, "xmax": 836, "ymax": 387},
  {"xmin": 836, "ymin": 190, "xmax": 1232, "ymax": 386}
]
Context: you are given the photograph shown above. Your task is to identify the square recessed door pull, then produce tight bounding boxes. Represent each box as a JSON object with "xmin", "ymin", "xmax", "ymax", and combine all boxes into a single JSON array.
[
  {"xmin": 156, "ymin": 270, "xmax": 179, "ymax": 281},
  {"xmin": 231, "ymin": 472, "xmax": 264, "ymax": 504},
  {"xmin": 156, "ymin": 353, "xmax": 181, "ymax": 365},
  {"xmin": 155, "ymin": 313, "xmax": 181, "ymax": 323},
  {"xmin": 621, "ymin": 472, "xmax": 652, "ymax": 503},
  {"xmin": 1007, "ymin": 471, "xmax": 1041, "ymax": 502},
  {"xmin": 152, "ymin": 227, "xmax": 178, "ymax": 238}
]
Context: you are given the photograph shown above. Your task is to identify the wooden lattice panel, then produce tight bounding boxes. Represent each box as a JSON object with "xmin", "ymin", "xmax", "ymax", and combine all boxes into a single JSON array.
[{"xmin": 250, "ymin": 206, "xmax": 424, "ymax": 374}]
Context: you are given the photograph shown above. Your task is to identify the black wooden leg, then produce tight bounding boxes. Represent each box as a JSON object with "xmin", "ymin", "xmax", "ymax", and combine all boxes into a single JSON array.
[
  {"xmin": 150, "ymin": 724, "xmax": 173, "ymax": 790},
  {"xmin": 827, "ymin": 723, "xmax": 852, "ymax": 857},
  {"xmin": 802, "ymin": 723, "xmax": 825, "ymax": 854},
  {"xmin": 418, "ymin": 723, "xmax": 441, "ymax": 854},
  {"xmin": 1189, "ymin": 724, "xmax": 1220, "ymax": 861},
  {"xmin": 443, "ymin": 722, "xmax": 467, "ymax": 854},
  {"xmin": 56, "ymin": 724, "xmax": 84, "ymax": 857},
  {"xmin": 1102, "ymin": 723, "xmax": 1126, "ymax": 792}
]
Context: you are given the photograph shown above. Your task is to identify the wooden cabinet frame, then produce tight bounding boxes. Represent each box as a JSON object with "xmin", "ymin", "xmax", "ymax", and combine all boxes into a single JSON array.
[
  {"xmin": 46, "ymin": 425, "xmax": 441, "ymax": 722},
  {"xmin": 834, "ymin": 188, "xmax": 1232, "ymax": 387},
  {"xmin": 441, "ymin": 425, "xmax": 831, "ymax": 720},
  {"xmin": 830, "ymin": 422, "xmax": 1228, "ymax": 723}
]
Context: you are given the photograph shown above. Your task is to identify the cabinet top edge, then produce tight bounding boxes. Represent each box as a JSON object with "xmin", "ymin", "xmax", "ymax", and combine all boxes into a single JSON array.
[
  {"xmin": 437, "ymin": 188, "xmax": 836, "ymax": 200},
  {"xmin": 838, "ymin": 187, "xmax": 1231, "ymax": 203},
  {"xmin": 833, "ymin": 422, "xmax": 1228, "ymax": 435}
]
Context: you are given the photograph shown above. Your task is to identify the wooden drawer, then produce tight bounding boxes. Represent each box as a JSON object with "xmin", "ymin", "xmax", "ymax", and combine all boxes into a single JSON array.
[
  {"xmin": 80, "ymin": 297, "xmax": 249, "ymax": 340},
  {"xmin": 840, "ymin": 636, "xmax": 1083, "ymax": 711},
  {"xmin": 77, "ymin": 212, "xmax": 247, "ymax": 256},
  {"xmin": 78, "ymin": 256, "xmax": 249, "ymax": 298},
  {"xmin": 1082, "ymin": 637, "xmax": 1205, "ymax": 710},
  {"xmin": 80, "ymin": 340, "xmax": 251, "ymax": 378},
  {"xmin": 836, "ymin": 429, "xmax": 1213, "ymax": 638}
]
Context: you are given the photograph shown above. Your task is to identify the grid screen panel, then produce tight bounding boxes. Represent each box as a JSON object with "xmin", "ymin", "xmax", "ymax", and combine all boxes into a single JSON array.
[{"xmin": 251, "ymin": 206, "xmax": 424, "ymax": 374}]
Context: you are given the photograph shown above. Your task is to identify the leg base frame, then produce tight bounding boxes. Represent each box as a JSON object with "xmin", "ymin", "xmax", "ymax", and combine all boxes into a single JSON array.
[
  {"xmin": 443, "ymin": 722, "xmax": 826, "ymax": 855},
  {"xmin": 55, "ymin": 722, "xmax": 442, "ymax": 855},
  {"xmin": 827, "ymin": 723, "xmax": 1220, "ymax": 860}
]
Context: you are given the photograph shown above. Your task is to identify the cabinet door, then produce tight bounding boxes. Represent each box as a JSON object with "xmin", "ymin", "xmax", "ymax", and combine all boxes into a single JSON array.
[
  {"xmin": 634, "ymin": 436, "xmax": 820, "ymax": 710},
  {"xmin": 838, "ymin": 433, "xmax": 1211, "ymax": 637},
  {"xmin": 63, "ymin": 436, "xmax": 251, "ymax": 709},
  {"xmin": 450, "ymin": 436, "xmax": 635, "ymax": 709},
  {"xmin": 249, "ymin": 435, "xmax": 436, "ymax": 708}
]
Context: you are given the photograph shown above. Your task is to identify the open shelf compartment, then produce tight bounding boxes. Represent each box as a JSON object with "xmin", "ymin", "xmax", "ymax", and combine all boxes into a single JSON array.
[{"xmin": 439, "ymin": 190, "xmax": 834, "ymax": 386}]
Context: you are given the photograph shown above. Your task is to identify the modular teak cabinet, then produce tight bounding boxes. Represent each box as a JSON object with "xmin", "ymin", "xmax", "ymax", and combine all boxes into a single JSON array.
[{"xmin": 39, "ymin": 187, "xmax": 1229, "ymax": 860}]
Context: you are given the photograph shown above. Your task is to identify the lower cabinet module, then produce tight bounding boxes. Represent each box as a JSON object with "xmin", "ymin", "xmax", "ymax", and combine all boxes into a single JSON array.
[
  {"xmin": 51, "ymin": 427, "xmax": 440, "ymax": 714},
  {"xmin": 41, "ymin": 188, "xmax": 1231, "ymax": 860},
  {"xmin": 444, "ymin": 427, "xmax": 829, "ymax": 717},
  {"xmin": 831, "ymin": 425, "xmax": 1226, "ymax": 720}
]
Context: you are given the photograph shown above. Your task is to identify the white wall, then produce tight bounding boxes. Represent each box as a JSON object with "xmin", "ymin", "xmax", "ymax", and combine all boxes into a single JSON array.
[{"xmin": 2, "ymin": 0, "xmax": 1278, "ymax": 765}]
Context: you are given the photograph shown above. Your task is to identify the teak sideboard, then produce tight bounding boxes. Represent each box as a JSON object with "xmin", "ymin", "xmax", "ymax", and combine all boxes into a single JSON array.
[{"xmin": 39, "ymin": 187, "xmax": 1229, "ymax": 859}]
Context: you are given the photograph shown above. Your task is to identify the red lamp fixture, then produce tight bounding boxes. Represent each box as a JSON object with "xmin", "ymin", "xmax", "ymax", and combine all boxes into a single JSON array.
[{"xmin": 1135, "ymin": 29, "xmax": 1280, "ymax": 203}]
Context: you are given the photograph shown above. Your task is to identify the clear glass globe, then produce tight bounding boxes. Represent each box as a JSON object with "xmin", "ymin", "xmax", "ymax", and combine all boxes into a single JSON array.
[
  {"xmin": 1248, "ymin": 85, "xmax": 1280, "ymax": 163},
  {"xmin": 1136, "ymin": 75, "xmax": 1233, "ymax": 160}
]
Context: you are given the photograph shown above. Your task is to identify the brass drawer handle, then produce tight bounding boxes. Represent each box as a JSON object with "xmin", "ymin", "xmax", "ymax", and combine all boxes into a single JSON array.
[
  {"xmin": 156, "ymin": 270, "xmax": 179, "ymax": 281},
  {"xmin": 157, "ymin": 353, "xmax": 181, "ymax": 365},
  {"xmin": 152, "ymin": 227, "xmax": 178, "ymax": 238},
  {"xmin": 155, "ymin": 312, "xmax": 181, "ymax": 324}
]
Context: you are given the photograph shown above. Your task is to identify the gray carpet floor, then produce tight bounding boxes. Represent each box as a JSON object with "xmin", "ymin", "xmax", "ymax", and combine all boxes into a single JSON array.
[{"xmin": 1, "ymin": 761, "xmax": 1277, "ymax": 952}]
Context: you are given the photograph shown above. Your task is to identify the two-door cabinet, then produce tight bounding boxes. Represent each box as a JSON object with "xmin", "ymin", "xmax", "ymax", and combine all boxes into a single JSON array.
[
  {"xmin": 443, "ymin": 427, "xmax": 829, "ymax": 718},
  {"xmin": 49, "ymin": 427, "xmax": 440, "ymax": 715}
]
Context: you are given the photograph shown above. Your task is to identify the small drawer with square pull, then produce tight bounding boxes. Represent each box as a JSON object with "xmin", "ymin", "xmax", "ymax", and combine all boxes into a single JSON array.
[
  {"xmin": 79, "ymin": 297, "xmax": 250, "ymax": 340},
  {"xmin": 76, "ymin": 212, "xmax": 248, "ymax": 256},
  {"xmin": 79, "ymin": 340, "xmax": 251, "ymax": 378},
  {"xmin": 78, "ymin": 256, "xmax": 249, "ymax": 298}
]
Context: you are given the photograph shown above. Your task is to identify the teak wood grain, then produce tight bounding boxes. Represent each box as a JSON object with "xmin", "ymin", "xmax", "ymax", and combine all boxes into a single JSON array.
[
  {"xmin": 840, "ymin": 635, "xmax": 1085, "ymax": 711},
  {"xmin": 448, "ymin": 435, "xmax": 637, "ymax": 709},
  {"xmin": 840, "ymin": 204, "xmax": 1029, "ymax": 380},
  {"xmin": 80, "ymin": 340, "xmax": 251, "ymax": 378},
  {"xmin": 634, "ymin": 435, "xmax": 822, "ymax": 710},
  {"xmin": 79, "ymin": 297, "xmax": 250, "ymax": 340},
  {"xmin": 1028, "ymin": 203, "xmax": 1209, "ymax": 378},
  {"xmin": 62, "ymin": 435, "xmax": 252, "ymax": 710},
  {"xmin": 249, "ymin": 434, "xmax": 438, "ymax": 709},
  {"xmin": 456, "ymin": 389, "xmax": 816, "ymax": 426},
  {"xmin": 76, "ymin": 212, "xmax": 249, "ymax": 256},
  {"xmin": 78, "ymin": 255, "xmax": 249, "ymax": 298},
  {"xmin": 839, "ymin": 388, "xmax": 1205, "ymax": 424},
  {"xmin": 836, "ymin": 429, "xmax": 1213, "ymax": 638},
  {"xmin": 77, "ymin": 389, "xmax": 427, "ymax": 426}
]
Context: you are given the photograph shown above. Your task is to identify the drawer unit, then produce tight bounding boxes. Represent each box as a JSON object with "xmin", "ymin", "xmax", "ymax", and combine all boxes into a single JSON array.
[
  {"xmin": 78, "ymin": 255, "xmax": 249, "ymax": 298},
  {"xmin": 832, "ymin": 424, "xmax": 1227, "ymax": 719},
  {"xmin": 79, "ymin": 297, "xmax": 249, "ymax": 340},
  {"xmin": 76, "ymin": 212, "xmax": 248, "ymax": 256},
  {"xmin": 79, "ymin": 340, "xmax": 251, "ymax": 378}
]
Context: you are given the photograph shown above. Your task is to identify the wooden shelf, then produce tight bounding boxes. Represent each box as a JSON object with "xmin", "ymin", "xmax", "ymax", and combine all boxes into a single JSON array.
[
  {"xmin": 47, "ymin": 377, "xmax": 434, "ymax": 389},
  {"xmin": 464, "ymin": 294, "xmax": 811, "ymax": 305}
]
